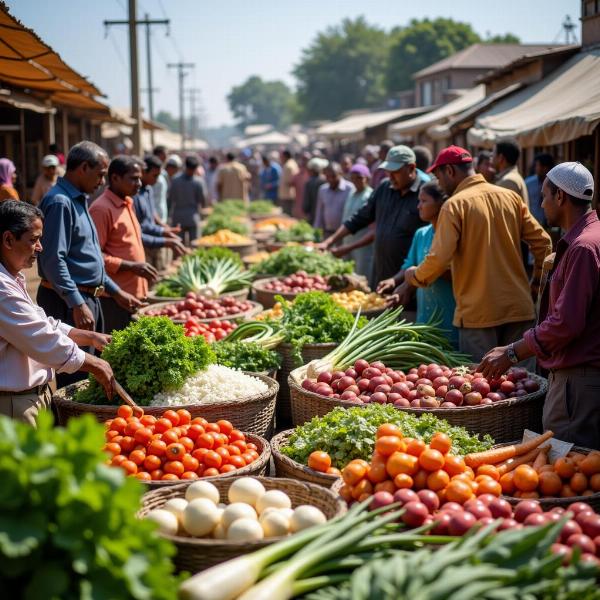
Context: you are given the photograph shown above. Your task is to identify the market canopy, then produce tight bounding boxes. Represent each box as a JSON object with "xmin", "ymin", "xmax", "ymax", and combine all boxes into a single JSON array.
[
  {"xmin": 0, "ymin": 2, "xmax": 103, "ymax": 106},
  {"xmin": 235, "ymin": 130, "xmax": 292, "ymax": 148},
  {"xmin": 467, "ymin": 49, "xmax": 600, "ymax": 148},
  {"xmin": 388, "ymin": 85, "xmax": 486, "ymax": 138}
]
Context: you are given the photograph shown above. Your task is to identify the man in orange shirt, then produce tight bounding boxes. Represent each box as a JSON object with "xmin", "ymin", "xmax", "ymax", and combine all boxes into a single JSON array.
[{"xmin": 89, "ymin": 156, "xmax": 157, "ymax": 333}]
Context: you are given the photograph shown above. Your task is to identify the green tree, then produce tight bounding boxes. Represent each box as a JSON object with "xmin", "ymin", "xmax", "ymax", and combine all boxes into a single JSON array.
[
  {"xmin": 227, "ymin": 75, "xmax": 295, "ymax": 131},
  {"xmin": 386, "ymin": 18, "xmax": 481, "ymax": 92},
  {"xmin": 293, "ymin": 17, "xmax": 390, "ymax": 121},
  {"xmin": 486, "ymin": 32, "xmax": 521, "ymax": 43},
  {"xmin": 155, "ymin": 109, "xmax": 178, "ymax": 131}
]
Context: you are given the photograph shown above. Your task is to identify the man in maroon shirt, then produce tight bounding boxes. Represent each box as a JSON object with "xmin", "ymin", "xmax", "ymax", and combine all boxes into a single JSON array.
[{"xmin": 479, "ymin": 162, "xmax": 599, "ymax": 449}]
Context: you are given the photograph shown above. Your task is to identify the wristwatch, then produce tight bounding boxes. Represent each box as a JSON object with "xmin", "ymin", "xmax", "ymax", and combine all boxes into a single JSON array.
[{"xmin": 506, "ymin": 343, "xmax": 519, "ymax": 364}]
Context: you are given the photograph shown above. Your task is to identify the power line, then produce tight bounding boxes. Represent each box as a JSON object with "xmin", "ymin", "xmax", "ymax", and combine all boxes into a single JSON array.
[{"xmin": 167, "ymin": 62, "xmax": 195, "ymax": 151}]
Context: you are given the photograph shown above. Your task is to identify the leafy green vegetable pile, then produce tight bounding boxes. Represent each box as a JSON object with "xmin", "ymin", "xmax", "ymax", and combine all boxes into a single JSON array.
[
  {"xmin": 202, "ymin": 214, "xmax": 250, "ymax": 236},
  {"xmin": 76, "ymin": 317, "xmax": 215, "ymax": 406},
  {"xmin": 252, "ymin": 246, "xmax": 354, "ymax": 276},
  {"xmin": 248, "ymin": 199, "xmax": 277, "ymax": 215},
  {"xmin": 211, "ymin": 199, "xmax": 247, "ymax": 217},
  {"xmin": 274, "ymin": 221, "xmax": 322, "ymax": 243},
  {"xmin": 282, "ymin": 403, "xmax": 494, "ymax": 468},
  {"xmin": 213, "ymin": 340, "xmax": 281, "ymax": 373},
  {"xmin": 0, "ymin": 413, "xmax": 180, "ymax": 598},
  {"xmin": 272, "ymin": 292, "xmax": 363, "ymax": 364}
]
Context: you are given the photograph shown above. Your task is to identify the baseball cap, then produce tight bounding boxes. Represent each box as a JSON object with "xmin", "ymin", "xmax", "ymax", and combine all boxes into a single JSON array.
[
  {"xmin": 165, "ymin": 154, "xmax": 182, "ymax": 168},
  {"xmin": 42, "ymin": 154, "xmax": 59, "ymax": 167},
  {"xmin": 427, "ymin": 145, "xmax": 473, "ymax": 173},
  {"xmin": 547, "ymin": 161, "xmax": 594, "ymax": 202},
  {"xmin": 349, "ymin": 163, "xmax": 370, "ymax": 178},
  {"xmin": 307, "ymin": 157, "xmax": 329, "ymax": 172},
  {"xmin": 379, "ymin": 145, "xmax": 416, "ymax": 172}
]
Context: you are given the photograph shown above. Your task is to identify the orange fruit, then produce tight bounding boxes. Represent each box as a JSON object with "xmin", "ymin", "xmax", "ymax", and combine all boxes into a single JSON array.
[
  {"xmin": 117, "ymin": 405, "xmax": 134, "ymax": 419},
  {"xmin": 128, "ymin": 449, "xmax": 146, "ymax": 466},
  {"xmin": 465, "ymin": 467, "xmax": 475, "ymax": 479},
  {"xmin": 445, "ymin": 479, "xmax": 474, "ymax": 504},
  {"xmin": 111, "ymin": 454, "xmax": 127, "ymax": 467},
  {"xmin": 476, "ymin": 477, "xmax": 502, "ymax": 496},
  {"xmin": 143, "ymin": 455, "xmax": 162, "ymax": 472},
  {"xmin": 443, "ymin": 455, "xmax": 466, "ymax": 476},
  {"xmin": 386, "ymin": 452, "xmax": 418, "ymax": 478},
  {"xmin": 367, "ymin": 461, "xmax": 388, "ymax": 484},
  {"xmin": 554, "ymin": 457, "xmax": 576, "ymax": 479},
  {"xmin": 308, "ymin": 451, "xmax": 332, "ymax": 472},
  {"xmin": 182, "ymin": 455, "xmax": 200, "ymax": 472},
  {"xmin": 393, "ymin": 473, "xmax": 414, "ymax": 489},
  {"xmin": 513, "ymin": 465, "xmax": 539, "ymax": 492},
  {"xmin": 429, "ymin": 433, "xmax": 452, "ymax": 454},
  {"xmin": 135, "ymin": 471, "xmax": 151, "ymax": 481},
  {"xmin": 104, "ymin": 442, "xmax": 121, "ymax": 457},
  {"xmin": 419, "ymin": 449, "xmax": 445, "ymax": 472},
  {"xmin": 149, "ymin": 469, "xmax": 164, "ymax": 480},
  {"xmin": 181, "ymin": 471, "xmax": 199, "ymax": 480},
  {"xmin": 342, "ymin": 460, "xmax": 367, "ymax": 485},
  {"xmin": 580, "ymin": 454, "xmax": 600, "ymax": 476},
  {"xmin": 570, "ymin": 472, "xmax": 588, "ymax": 494},
  {"xmin": 164, "ymin": 460, "xmax": 184, "ymax": 476},
  {"xmin": 405, "ymin": 439, "xmax": 426, "ymax": 457},
  {"xmin": 499, "ymin": 472, "xmax": 516, "ymax": 495},
  {"xmin": 352, "ymin": 479, "xmax": 373, "ymax": 500},
  {"xmin": 538, "ymin": 471, "xmax": 562, "ymax": 496},
  {"xmin": 374, "ymin": 480, "xmax": 396, "ymax": 494},
  {"xmin": 376, "ymin": 436, "xmax": 404, "ymax": 457},
  {"xmin": 476, "ymin": 465, "xmax": 500, "ymax": 481},
  {"xmin": 339, "ymin": 484, "xmax": 354, "ymax": 502},
  {"xmin": 326, "ymin": 467, "xmax": 341, "ymax": 477},
  {"xmin": 120, "ymin": 460, "xmax": 138, "ymax": 475},
  {"xmin": 161, "ymin": 473, "xmax": 179, "ymax": 481},
  {"xmin": 413, "ymin": 469, "xmax": 429, "ymax": 490},
  {"xmin": 560, "ymin": 485, "xmax": 576, "ymax": 498},
  {"xmin": 426, "ymin": 469, "xmax": 450, "ymax": 491},
  {"xmin": 590, "ymin": 473, "xmax": 600, "ymax": 492},
  {"xmin": 377, "ymin": 424, "xmax": 403, "ymax": 439},
  {"xmin": 519, "ymin": 491, "xmax": 540, "ymax": 499}
]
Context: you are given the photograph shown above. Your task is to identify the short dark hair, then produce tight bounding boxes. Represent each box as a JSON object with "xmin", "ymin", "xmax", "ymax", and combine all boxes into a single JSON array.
[
  {"xmin": 534, "ymin": 153, "xmax": 555, "ymax": 169},
  {"xmin": 152, "ymin": 145, "xmax": 167, "ymax": 157},
  {"xmin": 108, "ymin": 155, "xmax": 141, "ymax": 180},
  {"xmin": 324, "ymin": 161, "xmax": 342, "ymax": 175},
  {"xmin": 0, "ymin": 200, "xmax": 43, "ymax": 240},
  {"xmin": 495, "ymin": 139, "xmax": 520, "ymax": 166},
  {"xmin": 185, "ymin": 155, "xmax": 200, "ymax": 170},
  {"xmin": 282, "ymin": 149, "xmax": 292, "ymax": 160},
  {"xmin": 546, "ymin": 179, "xmax": 591, "ymax": 207},
  {"xmin": 66, "ymin": 141, "xmax": 108, "ymax": 172},
  {"xmin": 420, "ymin": 179, "xmax": 448, "ymax": 203},
  {"xmin": 412, "ymin": 146, "xmax": 433, "ymax": 171},
  {"xmin": 226, "ymin": 152, "xmax": 235, "ymax": 161},
  {"xmin": 209, "ymin": 156, "xmax": 218, "ymax": 165},
  {"xmin": 477, "ymin": 150, "xmax": 493, "ymax": 164},
  {"xmin": 143, "ymin": 155, "xmax": 163, "ymax": 172}
]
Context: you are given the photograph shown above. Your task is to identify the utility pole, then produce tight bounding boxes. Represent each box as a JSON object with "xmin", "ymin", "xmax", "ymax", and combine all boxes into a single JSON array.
[
  {"xmin": 104, "ymin": 3, "xmax": 168, "ymax": 154},
  {"xmin": 562, "ymin": 15, "xmax": 577, "ymax": 44},
  {"xmin": 168, "ymin": 62, "xmax": 195, "ymax": 151},
  {"xmin": 185, "ymin": 88, "xmax": 202, "ymax": 146}
]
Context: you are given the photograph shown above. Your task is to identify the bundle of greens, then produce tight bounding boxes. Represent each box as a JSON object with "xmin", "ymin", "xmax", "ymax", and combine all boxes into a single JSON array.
[
  {"xmin": 274, "ymin": 221, "xmax": 322, "ymax": 243},
  {"xmin": 252, "ymin": 246, "xmax": 354, "ymax": 277},
  {"xmin": 186, "ymin": 245, "xmax": 244, "ymax": 266},
  {"xmin": 203, "ymin": 214, "xmax": 250, "ymax": 236},
  {"xmin": 0, "ymin": 412, "xmax": 181, "ymax": 599},
  {"xmin": 211, "ymin": 199, "xmax": 247, "ymax": 217},
  {"xmin": 224, "ymin": 320, "xmax": 285, "ymax": 349},
  {"xmin": 213, "ymin": 340, "xmax": 281, "ymax": 373},
  {"xmin": 248, "ymin": 199, "xmax": 277, "ymax": 215},
  {"xmin": 76, "ymin": 317, "xmax": 214, "ymax": 406},
  {"xmin": 273, "ymin": 292, "xmax": 364, "ymax": 364},
  {"xmin": 282, "ymin": 404, "xmax": 494, "ymax": 468}
]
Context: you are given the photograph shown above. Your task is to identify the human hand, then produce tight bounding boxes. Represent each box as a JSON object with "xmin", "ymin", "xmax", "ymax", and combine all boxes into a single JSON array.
[
  {"xmin": 377, "ymin": 278, "xmax": 396, "ymax": 295},
  {"xmin": 113, "ymin": 289, "xmax": 147, "ymax": 313},
  {"xmin": 89, "ymin": 332, "xmax": 112, "ymax": 352},
  {"xmin": 131, "ymin": 261, "xmax": 159, "ymax": 283},
  {"xmin": 404, "ymin": 266, "xmax": 418, "ymax": 286},
  {"xmin": 387, "ymin": 281, "xmax": 414, "ymax": 308},
  {"xmin": 478, "ymin": 346, "xmax": 511, "ymax": 381},
  {"xmin": 165, "ymin": 224, "xmax": 182, "ymax": 235},
  {"xmin": 73, "ymin": 303, "xmax": 95, "ymax": 331},
  {"xmin": 84, "ymin": 354, "xmax": 115, "ymax": 399},
  {"xmin": 165, "ymin": 237, "xmax": 187, "ymax": 257},
  {"xmin": 330, "ymin": 245, "xmax": 349, "ymax": 258}
]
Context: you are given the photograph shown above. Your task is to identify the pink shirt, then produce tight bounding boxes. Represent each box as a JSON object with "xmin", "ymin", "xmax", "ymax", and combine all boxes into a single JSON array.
[{"xmin": 0, "ymin": 262, "xmax": 85, "ymax": 392}]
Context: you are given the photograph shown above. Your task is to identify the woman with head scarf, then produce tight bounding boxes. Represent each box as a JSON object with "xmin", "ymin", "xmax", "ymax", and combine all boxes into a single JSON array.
[{"xmin": 0, "ymin": 158, "xmax": 19, "ymax": 202}]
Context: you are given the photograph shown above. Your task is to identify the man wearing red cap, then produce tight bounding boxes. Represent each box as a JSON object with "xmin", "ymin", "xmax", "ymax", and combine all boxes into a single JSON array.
[{"xmin": 404, "ymin": 145, "xmax": 551, "ymax": 363}]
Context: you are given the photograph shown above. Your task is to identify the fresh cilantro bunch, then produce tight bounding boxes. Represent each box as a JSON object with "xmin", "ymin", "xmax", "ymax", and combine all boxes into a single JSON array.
[
  {"xmin": 282, "ymin": 404, "xmax": 494, "ymax": 468},
  {"xmin": 0, "ymin": 413, "xmax": 181, "ymax": 598},
  {"xmin": 274, "ymin": 221, "xmax": 322, "ymax": 243},
  {"xmin": 77, "ymin": 317, "xmax": 215, "ymax": 406},
  {"xmin": 213, "ymin": 341, "xmax": 281, "ymax": 373},
  {"xmin": 248, "ymin": 200, "xmax": 276, "ymax": 215},
  {"xmin": 274, "ymin": 292, "xmax": 364, "ymax": 364},
  {"xmin": 251, "ymin": 246, "xmax": 354, "ymax": 276}
]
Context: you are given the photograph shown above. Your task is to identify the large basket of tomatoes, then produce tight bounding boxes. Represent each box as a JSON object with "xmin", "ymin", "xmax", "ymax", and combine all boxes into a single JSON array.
[{"xmin": 147, "ymin": 287, "xmax": 250, "ymax": 304}]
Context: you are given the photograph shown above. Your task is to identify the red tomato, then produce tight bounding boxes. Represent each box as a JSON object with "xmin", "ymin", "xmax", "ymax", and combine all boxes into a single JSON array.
[
  {"xmin": 182, "ymin": 454, "xmax": 199, "ymax": 472},
  {"xmin": 220, "ymin": 464, "xmax": 236, "ymax": 474},
  {"xmin": 241, "ymin": 452, "xmax": 255, "ymax": 465},
  {"xmin": 227, "ymin": 444, "xmax": 242, "ymax": 456},
  {"xmin": 196, "ymin": 434, "xmax": 214, "ymax": 449},
  {"xmin": 205, "ymin": 422, "xmax": 220, "ymax": 433},
  {"xmin": 203, "ymin": 467, "xmax": 220, "ymax": 477},
  {"xmin": 129, "ymin": 450, "xmax": 146, "ymax": 466},
  {"xmin": 215, "ymin": 447, "xmax": 230, "ymax": 461},
  {"xmin": 154, "ymin": 418, "xmax": 173, "ymax": 433},
  {"xmin": 176, "ymin": 409, "xmax": 192, "ymax": 425},
  {"xmin": 229, "ymin": 429, "xmax": 245, "ymax": 442},
  {"xmin": 162, "ymin": 430, "xmax": 180, "ymax": 445},
  {"xmin": 125, "ymin": 420, "xmax": 143, "ymax": 436},
  {"xmin": 163, "ymin": 410, "xmax": 180, "ymax": 426},
  {"xmin": 228, "ymin": 455, "xmax": 246, "ymax": 469},
  {"xmin": 204, "ymin": 451, "xmax": 222, "ymax": 469},
  {"xmin": 192, "ymin": 448, "xmax": 209, "ymax": 462},
  {"xmin": 179, "ymin": 436, "xmax": 194, "ymax": 453},
  {"xmin": 181, "ymin": 471, "xmax": 199, "ymax": 480},
  {"xmin": 120, "ymin": 436, "xmax": 135, "ymax": 454},
  {"xmin": 134, "ymin": 427, "xmax": 153, "ymax": 446},
  {"xmin": 165, "ymin": 443, "xmax": 185, "ymax": 461},
  {"xmin": 140, "ymin": 415, "xmax": 157, "ymax": 427},
  {"xmin": 217, "ymin": 420, "xmax": 233, "ymax": 435},
  {"xmin": 192, "ymin": 417, "xmax": 208, "ymax": 428},
  {"xmin": 148, "ymin": 439, "xmax": 167, "ymax": 456},
  {"xmin": 117, "ymin": 405, "xmax": 133, "ymax": 419},
  {"xmin": 111, "ymin": 417, "xmax": 127, "ymax": 434},
  {"xmin": 150, "ymin": 469, "xmax": 164, "ymax": 480},
  {"xmin": 164, "ymin": 461, "xmax": 184, "ymax": 476},
  {"xmin": 187, "ymin": 424, "xmax": 205, "ymax": 440}
]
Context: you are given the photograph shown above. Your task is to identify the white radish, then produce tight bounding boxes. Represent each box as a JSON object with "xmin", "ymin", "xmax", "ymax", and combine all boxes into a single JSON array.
[
  {"xmin": 227, "ymin": 518, "xmax": 264, "ymax": 542},
  {"xmin": 289, "ymin": 505, "xmax": 327, "ymax": 532},
  {"xmin": 260, "ymin": 511, "xmax": 290, "ymax": 538},
  {"xmin": 256, "ymin": 490, "xmax": 291, "ymax": 515},
  {"xmin": 163, "ymin": 498, "xmax": 188, "ymax": 526},
  {"xmin": 227, "ymin": 477, "xmax": 266, "ymax": 507},
  {"xmin": 146, "ymin": 509, "xmax": 178, "ymax": 536},
  {"xmin": 183, "ymin": 498, "xmax": 220, "ymax": 537},
  {"xmin": 185, "ymin": 481, "xmax": 220, "ymax": 504},
  {"xmin": 222, "ymin": 503, "xmax": 257, "ymax": 530}
]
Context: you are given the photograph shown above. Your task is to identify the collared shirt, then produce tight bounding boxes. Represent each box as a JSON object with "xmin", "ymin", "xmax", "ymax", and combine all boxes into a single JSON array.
[
  {"xmin": 496, "ymin": 165, "xmax": 530, "ymax": 207},
  {"xmin": 278, "ymin": 158, "xmax": 299, "ymax": 200},
  {"xmin": 152, "ymin": 171, "xmax": 169, "ymax": 221},
  {"xmin": 89, "ymin": 188, "xmax": 147, "ymax": 298},
  {"xmin": 524, "ymin": 211, "xmax": 600, "ymax": 370},
  {"xmin": 38, "ymin": 177, "xmax": 119, "ymax": 308},
  {"xmin": 0, "ymin": 262, "xmax": 85, "ymax": 391},
  {"xmin": 217, "ymin": 161, "xmax": 250, "ymax": 201},
  {"xmin": 525, "ymin": 174, "xmax": 546, "ymax": 226},
  {"xmin": 344, "ymin": 177, "xmax": 426, "ymax": 285},
  {"xmin": 168, "ymin": 173, "xmax": 207, "ymax": 227},
  {"xmin": 303, "ymin": 175, "xmax": 325, "ymax": 225},
  {"xmin": 133, "ymin": 185, "xmax": 166, "ymax": 249},
  {"xmin": 342, "ymin": 186, "xmax": 374, "ymax": 278},
  {"xmin": 413, "ymin": 174, "xmax": 552, "ymax": 328},
  {"xmin": 315, "ymin": 178, "xmax": 355, "ymax": 234},
  {"xmin": 260, "ymin": 163, "xmax": 281, "ymax": 201},
  {"xmin": 31, "ymin": 174, "xmax": 57, "ymax": 206}
]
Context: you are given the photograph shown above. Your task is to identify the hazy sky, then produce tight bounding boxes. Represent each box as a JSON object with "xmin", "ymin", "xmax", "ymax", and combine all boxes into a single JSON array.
[{"xmin": 7, "ymin": 0, "xmax": 580, "ymax": 128}]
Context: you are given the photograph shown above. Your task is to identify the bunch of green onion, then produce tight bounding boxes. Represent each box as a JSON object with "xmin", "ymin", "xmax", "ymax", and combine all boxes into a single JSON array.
[{"xmin": 224, "ymin": 321, "xmax": 284, "ymax": 350}]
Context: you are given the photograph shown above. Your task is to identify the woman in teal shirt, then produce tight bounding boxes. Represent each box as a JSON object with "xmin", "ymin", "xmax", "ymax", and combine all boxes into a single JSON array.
[{"xmin": 377, "ymin": 179, "xmax": 458, "ymax": 347}]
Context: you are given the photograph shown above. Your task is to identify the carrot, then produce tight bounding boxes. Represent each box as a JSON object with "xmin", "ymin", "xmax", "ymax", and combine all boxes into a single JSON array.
[
  {"xmin": 464, "ymin": 431, "xmax": 554, "ymax": 469},
  {"xmin": 533, "ymin": 445, "xmax": 550, "ymax": 472},
  {"xmin": 497, "ymin": 445, "xmax": 550, "ymax": 476}
]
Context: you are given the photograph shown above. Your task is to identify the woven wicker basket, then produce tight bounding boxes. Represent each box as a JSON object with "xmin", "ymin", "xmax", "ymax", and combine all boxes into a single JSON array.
[
  {"xmin": 192, "ymin": 240, "xmax": 258, "ymax": 258},
  {"xmin": 53, "ymin": 372, "xmax": 279, "ymax": 438},
  {"xmin": 270, "ymin": 430, "xmax": 340, "ymax": 488},
  {"xmin": 138, "ymin": 476, "xmax": 347, "ymax": 572},
  {"xmin": 146, "ymin": 287, "xmax": 250, "ymax": 304},
  {"xmin": 145, "ymin": 433, "xmax": 270, "ymax": 489},
  {"xmin": 251, "ymin": 277, "xmax": 313, "ymax": 309},
  {"xmin": 288, "ymin": 369, "xmax": 547, "ymax": 443},
  {"xmin": 276, "ymin": 342, "xmax": 337, "ymax": 429},
  {"xmin": 133, "ymin": 299, "xmax": 263, "ymax": 323}
]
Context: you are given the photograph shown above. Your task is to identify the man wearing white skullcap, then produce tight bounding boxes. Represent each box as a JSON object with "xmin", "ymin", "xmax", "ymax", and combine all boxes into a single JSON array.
[{"xmin": 479, "ymin": 162, "xmax": 600, "ymax": 448}]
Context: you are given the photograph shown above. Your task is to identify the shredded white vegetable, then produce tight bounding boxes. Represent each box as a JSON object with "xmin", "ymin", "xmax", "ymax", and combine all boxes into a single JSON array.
[{"xmin": 151, "ymin": 364, "xmax": 268, "ymax": 406}]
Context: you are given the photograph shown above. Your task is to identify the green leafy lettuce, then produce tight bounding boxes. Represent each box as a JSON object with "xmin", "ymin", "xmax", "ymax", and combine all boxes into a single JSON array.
[
  {"xmin": 274, "ymin": 221, "xmax": 322, "ymax": 243},
  {"xmin": 202, "ymin": 214, "xmax": 250, "ymax": 236},
  {"xmin": 0, "ymin": 412, "xmax": 181, "ymax": 598},
  {"xmin": 282, "ymin": 404, "xmax": 495, "ymax": 468},
  {"xmin": 248, "ymin": 200, "xmax": 276, "ymax": 215},
  {"xmin": 251, "ymin": 246, "xmax": 353, "ymax": 276},
  {"xmin": 213, "ymin": 340, "xmax": 281, "ymax": 373}
]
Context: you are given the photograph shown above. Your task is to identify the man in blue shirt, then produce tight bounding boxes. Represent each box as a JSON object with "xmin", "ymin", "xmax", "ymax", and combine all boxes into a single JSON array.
[
  {"xmin": 134, "ymin": 156, "xmax": 186, "ymax": 257},
  {"xmin": 37, "ymin": 141, "xmax": 143, "ymax": 386},
  {"xmin": 259, "ymin": 154, "xmax": 281, "ymax": 201},
  {"xmin": 525, "ymin": 153, "xmax": 555, "ymax": 227}
]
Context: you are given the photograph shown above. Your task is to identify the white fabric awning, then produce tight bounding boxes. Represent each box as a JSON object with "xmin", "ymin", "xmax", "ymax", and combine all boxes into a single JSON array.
[
  {"xmin": 467, "ymin": 49, "xmax": 600, "ymax": 148},
  {"xmin": 235, "ymin": 130, "xmax": 292, "ymax": 148},
  {"xmin": 388, "ymin": 85, "xmax": 486, "ymax": 137}
]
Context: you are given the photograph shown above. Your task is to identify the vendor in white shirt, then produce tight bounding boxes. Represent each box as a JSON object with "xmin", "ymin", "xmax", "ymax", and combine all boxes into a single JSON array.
[{"xmin": 0, "ymin": 200, "xmax": 115, "ymax": 425}]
